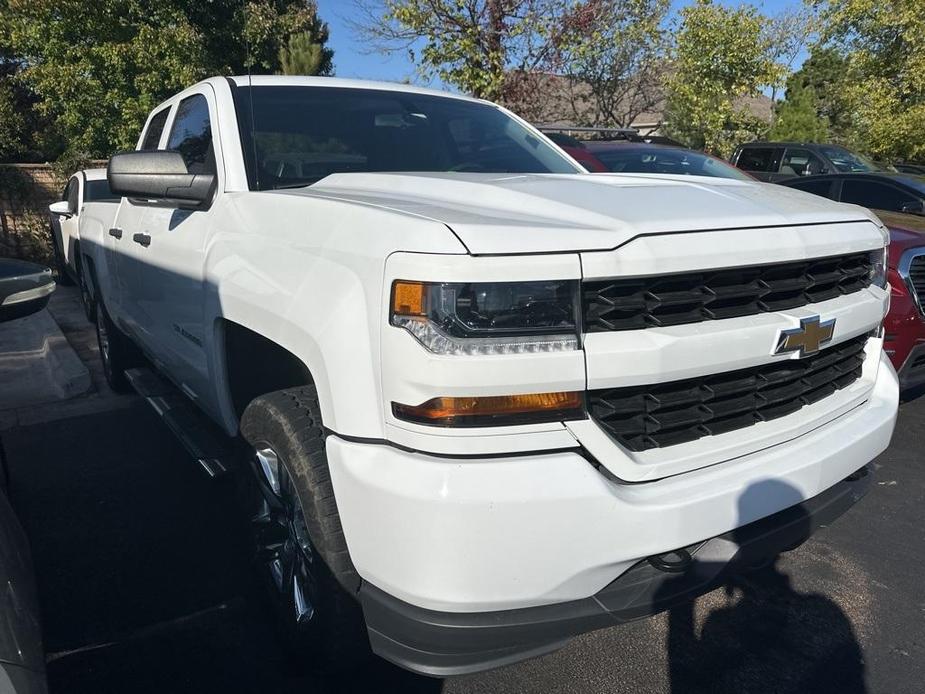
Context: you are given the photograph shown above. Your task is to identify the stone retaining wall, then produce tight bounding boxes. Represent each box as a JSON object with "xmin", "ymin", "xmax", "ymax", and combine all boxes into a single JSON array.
[{"xmin": 0, "ymin": 162, "xmax": 107, "ymax": 264}]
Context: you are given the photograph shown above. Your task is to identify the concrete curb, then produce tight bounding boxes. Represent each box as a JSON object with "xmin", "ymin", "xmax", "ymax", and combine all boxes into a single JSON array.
[{"xmin": 0, "ymin": 308, "xmax": 92, "ymax": 411}]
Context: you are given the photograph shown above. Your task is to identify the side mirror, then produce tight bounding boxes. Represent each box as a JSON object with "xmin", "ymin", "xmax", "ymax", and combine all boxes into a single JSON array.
[
  {"xmin": 107, "ymin": 150, "xmax": 215, "ymax": 207},
  {"xmin": 0, "ymin": 259, "xmax": 56, "ymax": 324},
  {"xmin": 49, "ymin": 200, "xmax": 73, "ymax": 217},
  {"xmin": 901, "ymin": 200, "xmax": 925, "ymax": 216}
]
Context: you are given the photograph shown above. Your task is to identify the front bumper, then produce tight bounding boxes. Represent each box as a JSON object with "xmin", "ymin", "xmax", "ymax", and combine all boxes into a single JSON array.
[
  {"xmin": 326, "ymin": 352, "xmax": 897, "ymax": 673},
  {"xmin": 360, "ymin": 465, "xmax": 872, "ymax": 676}
]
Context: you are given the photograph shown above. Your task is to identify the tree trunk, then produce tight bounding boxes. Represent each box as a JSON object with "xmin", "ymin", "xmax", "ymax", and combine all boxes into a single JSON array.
[{"xmin": 485, "ymin": 0, "xmax": 505, "ymax": 101}]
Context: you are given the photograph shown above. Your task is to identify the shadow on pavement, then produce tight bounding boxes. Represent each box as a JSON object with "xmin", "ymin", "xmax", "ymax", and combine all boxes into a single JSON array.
[
  {"xmin": 2, "ymin": 401, "xmax": 441, "ymax": 694},
  {"xmin": 0, "ymin": 392, "xmax": 873, "ymax": 694},
  {"xmin": 659, "ymin": 480, "xmax": 866, "ymax": 694}
]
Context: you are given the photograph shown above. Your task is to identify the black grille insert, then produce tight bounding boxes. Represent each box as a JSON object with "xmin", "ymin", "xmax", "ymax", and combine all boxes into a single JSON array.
[
  {"xmin": 583, "ymin": 252, "xmax": 873, "ymax": 332},
  {"xmin": 589, "ymin": 336, "xmax": 868, "ymax": 452},
  {"xmin": 909, "ymin": 254, "xmax": 925, "ymax": 311}
]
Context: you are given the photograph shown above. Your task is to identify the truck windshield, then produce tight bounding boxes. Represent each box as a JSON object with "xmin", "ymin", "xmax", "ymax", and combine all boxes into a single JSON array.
[
  {"xmin": 590, "ymin": 146, "xmax": 754, "ymax": 181},
  {"xmin": 231, "ymin": 85, "xmax": 581, "ymax": 190},
  {"xmin": 818, "ymin": 146, "xmax": 879, "ymax": 173}
]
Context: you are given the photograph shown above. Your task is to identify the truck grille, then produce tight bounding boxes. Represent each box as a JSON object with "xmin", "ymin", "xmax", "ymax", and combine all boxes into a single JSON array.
[
  {"xmin": 588, "ymin": 335, "xmax": 868, "ymax": 452},
  {"xmin": 583, "ymin": 252, "xmax": 873, "ymax": 332},
  {"xmin": 908, "ymin": 254, "xmax": 925, "ymax": 312}
]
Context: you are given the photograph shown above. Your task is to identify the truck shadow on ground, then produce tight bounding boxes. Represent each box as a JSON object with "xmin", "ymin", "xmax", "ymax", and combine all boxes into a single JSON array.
[
  {"xmin": 1, "ymin": 401, "xmax": 439, "ymax": 694},
  {"xmin": 658, "ymin": 481, "xmax": 866, "ymax": 694},
  {"xmin": 1, "ymin": 400, "xmax": 867, "ymax": 694}
]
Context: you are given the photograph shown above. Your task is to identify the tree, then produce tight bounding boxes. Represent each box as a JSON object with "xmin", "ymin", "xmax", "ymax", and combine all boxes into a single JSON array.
[
  {"xmin": 243, "ymin": 0, "xmax": 333, "ymax": 74},
  {"xmin": 762, "ymin": 6, "xmax": 819, "ymax": 107},
  {"xmin": 663, "ymin": 0, "xmax": 783, "ymax": 156},
  {"xmin": 816, "ymin": 0, "xmax": 925, "ymax": 161},
  {"xmin": 0, "ymin": 51, "xmax": 33, "ymax": 161},
  {"xmin": 279, "ymin": 32, "xmax": 328, "ymax": 75},
  {"xmin": 0, "ymin": 0, "xmax": 333, "ymax": 158},
  {"xmin": 352, "ymin": 0, "xmax": 563, "ymax": 101},
  {"xmin": 552, "ymin": 0, "xmax": 669, "ymax": 128},
  {"xmin": 785, "ymin": 46, "xmax": 853, "ymax": 140},
  {"xmin": 769, "ymin": 83, "xmax": 830, "ymax": 142}
]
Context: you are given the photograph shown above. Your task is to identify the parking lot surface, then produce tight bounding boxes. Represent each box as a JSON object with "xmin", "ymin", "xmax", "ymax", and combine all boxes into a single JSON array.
[{"xmin": 1, "ymin": 288, "xmax": 922, "ymax": 693}]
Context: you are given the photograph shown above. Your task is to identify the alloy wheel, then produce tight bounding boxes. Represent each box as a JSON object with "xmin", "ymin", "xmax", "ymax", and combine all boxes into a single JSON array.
[{"xmin": 252, "ymin": 445, "xmax": 318, "ymax": 629}]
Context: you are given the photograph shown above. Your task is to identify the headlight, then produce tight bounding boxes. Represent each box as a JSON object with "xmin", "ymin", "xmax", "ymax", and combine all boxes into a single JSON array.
[
  {"xmin": 390, "ymin": 280, "xmax": 579, "ymax": 355},
  {"xmin": 869, "ymin": 246, "xmax": 888, "ymax": 288}
]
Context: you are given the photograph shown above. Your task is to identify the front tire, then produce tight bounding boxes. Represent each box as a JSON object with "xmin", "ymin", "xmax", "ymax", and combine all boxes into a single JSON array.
[{"xmin": 240, "ymin": 386, "xmax": 369, "ymax": 669}]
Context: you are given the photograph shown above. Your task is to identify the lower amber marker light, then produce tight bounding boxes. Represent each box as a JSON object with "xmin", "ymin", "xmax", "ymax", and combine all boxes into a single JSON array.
[{"xmin": 392, "ymin": 391, "xmax": 585, "ymax": 427}]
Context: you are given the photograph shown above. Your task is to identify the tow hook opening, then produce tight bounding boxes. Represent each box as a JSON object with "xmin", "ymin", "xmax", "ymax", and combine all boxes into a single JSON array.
[{"xmin": 647, "ymin": 547, "xmax": 695, "ymax": 573}]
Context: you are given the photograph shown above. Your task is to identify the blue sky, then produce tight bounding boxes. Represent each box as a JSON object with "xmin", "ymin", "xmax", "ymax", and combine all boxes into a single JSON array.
[{"xmin": 316, "ymin": 0, "xmax": 808, "ymax": 87}]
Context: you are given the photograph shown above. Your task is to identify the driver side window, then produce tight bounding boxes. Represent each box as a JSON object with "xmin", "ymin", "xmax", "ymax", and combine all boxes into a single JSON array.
[
  {"xmin": 781, "ymin": 148, "xmax": 825, "ymax": 177},
  {"xmin": 167, "ymin": 94, "xmax": 216, "ymax": 176}
]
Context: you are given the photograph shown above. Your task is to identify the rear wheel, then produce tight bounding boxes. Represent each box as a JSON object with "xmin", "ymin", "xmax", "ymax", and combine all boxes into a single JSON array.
[
  {"xmin": 49, "ymin": 224, "xmax": 74, "ymax": 286},
  {"xmin": 77, "ymin": 256, "xmax": 96, "ymax": 323},
  {"xmin": 95, "ymin": 302, "xmax": 140, "ymax": 393},
  {"xmin": 240, "ymin": 386, "xmax": 369, "ymax": 669}
]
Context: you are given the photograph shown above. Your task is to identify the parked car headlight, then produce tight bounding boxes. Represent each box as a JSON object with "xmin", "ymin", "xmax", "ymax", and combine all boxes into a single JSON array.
[
  {"xmin": 870, "ymin": 246, "xmax": 888, "ymax": 288},
  {"xmin": 390, "ymin": 280, "xmax": 579, "ymax": 355}
]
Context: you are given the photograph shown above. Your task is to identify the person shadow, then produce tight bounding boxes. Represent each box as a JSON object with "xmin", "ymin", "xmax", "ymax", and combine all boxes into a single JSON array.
[{"xmin": 657, "ymin": 479, "xmax": 866, "ymax": 694}]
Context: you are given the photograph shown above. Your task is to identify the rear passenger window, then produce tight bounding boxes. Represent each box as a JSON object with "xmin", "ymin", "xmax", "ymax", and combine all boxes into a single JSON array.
[
  {"xmin": 167, "ymin": 94, "xmax": 216, "ymax": 175},
  {"xmin": 735, "ymin": 147, "xmax": 779, "ymax": 172},
  {"xmin": 840, "ymin": 180, "xmax": 919, "ymax": 212},
  {"xmin": 140, "ymin": 108, "xmax": 170, "ymax": 150},
  {"xmin": 788, "ymin": 178, "xmax": 835, "ymax": 199}
]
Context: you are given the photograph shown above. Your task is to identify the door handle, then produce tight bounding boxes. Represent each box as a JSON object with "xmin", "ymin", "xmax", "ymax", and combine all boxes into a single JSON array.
[
  {"xmin": 108, "ymin": 227, "xmax": 123, "ymax": 239},
  {"xmin": 133, "ymin": 233, "xmax": 152, "ymax": 247}
]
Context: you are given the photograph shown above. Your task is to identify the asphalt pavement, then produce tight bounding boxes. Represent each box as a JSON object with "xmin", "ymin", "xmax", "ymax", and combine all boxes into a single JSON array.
[{"xmin": 0, "ymin": 287, "xmax": 922, "ymax": 693}]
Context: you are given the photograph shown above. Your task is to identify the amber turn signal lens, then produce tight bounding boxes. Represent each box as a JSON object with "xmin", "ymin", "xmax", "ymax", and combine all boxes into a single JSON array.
[
  {"xmin": 392, "ymin": 281, "xmax": 426, "ymax": 316},
  {"xmin": 393, "ymin": 392, "xmax": 585, "ymax": 427}
]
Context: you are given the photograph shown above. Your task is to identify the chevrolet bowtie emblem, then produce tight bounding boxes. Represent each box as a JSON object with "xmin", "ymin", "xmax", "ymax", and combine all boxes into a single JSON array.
[{"xmin": 775, "ymin": 316, "xmax": 836, "ymax": 357}]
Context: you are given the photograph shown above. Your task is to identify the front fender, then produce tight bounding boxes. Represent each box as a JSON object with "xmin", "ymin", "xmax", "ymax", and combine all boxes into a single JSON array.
[{"xmin": 203, "ymin": 191, "xmax": 466, "ymax": 438}]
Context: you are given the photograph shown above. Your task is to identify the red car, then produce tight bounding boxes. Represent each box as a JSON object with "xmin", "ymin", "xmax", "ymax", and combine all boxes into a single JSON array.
[
  {"xmin": 558, "ymin": 141, "xmax": 755, "ymax": 180},
  {"xmin": 877, "ymin": 211, "xmax": 925, "ymax": 392}
]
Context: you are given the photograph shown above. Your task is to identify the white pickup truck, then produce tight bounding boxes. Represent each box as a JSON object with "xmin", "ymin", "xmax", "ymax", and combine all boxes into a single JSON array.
[
  {"xmin": 86, "ymin": 75, "xmax": 898, "ymax": 676},
  {"xmin": 48, "ymin": 168, "xmax": 120, "ymax": 321}
]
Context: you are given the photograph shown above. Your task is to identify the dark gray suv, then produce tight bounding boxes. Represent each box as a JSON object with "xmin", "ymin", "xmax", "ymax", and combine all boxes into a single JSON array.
[{"xmin": 731, "ymin": 142, "xmax": 880, "ymax": 182}]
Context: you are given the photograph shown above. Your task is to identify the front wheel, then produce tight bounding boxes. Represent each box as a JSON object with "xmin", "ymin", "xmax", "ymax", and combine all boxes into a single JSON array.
[{"xmin": 240, "ymin": 386, "xmax": 369, "ymax": 669}]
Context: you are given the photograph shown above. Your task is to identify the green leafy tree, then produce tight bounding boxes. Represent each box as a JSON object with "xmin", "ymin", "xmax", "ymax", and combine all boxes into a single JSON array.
[
  {"xmin": 0, "ymin": 0, "xmax": 333, "ymax": 159},
  {"xmin": 785, "ymin": 46, "xmax": 852, "ymax": 140},
  {"xmin": 769, "ymin": 83, "xmax": 830, "ymax": 142},
  {"xmin": 816, "ymin": 0, "xmax": 925, "ymax": 161},
  {"xmin": 664, "ymin": 0, "xmax": 783, "ymax": 156},
  {"xmin": 243, "ymin": 1, "xmax": 333, "ymax": 74},
  {"xmin": 0, "ymin": 38, "xmax": 61, "ymax": 161},
  {"xmin": 2, "ymin": 1, "xmax": 210, "ymax": 157},
  {"xmin": 0, "ymin": 71, "xmax": 31, "ymax": 161}
]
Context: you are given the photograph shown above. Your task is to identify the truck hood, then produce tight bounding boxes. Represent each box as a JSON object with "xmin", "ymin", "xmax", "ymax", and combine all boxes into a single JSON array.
[{"xmin": 302, "ymin": 172, "xmax": 878, "ymax": 255}]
